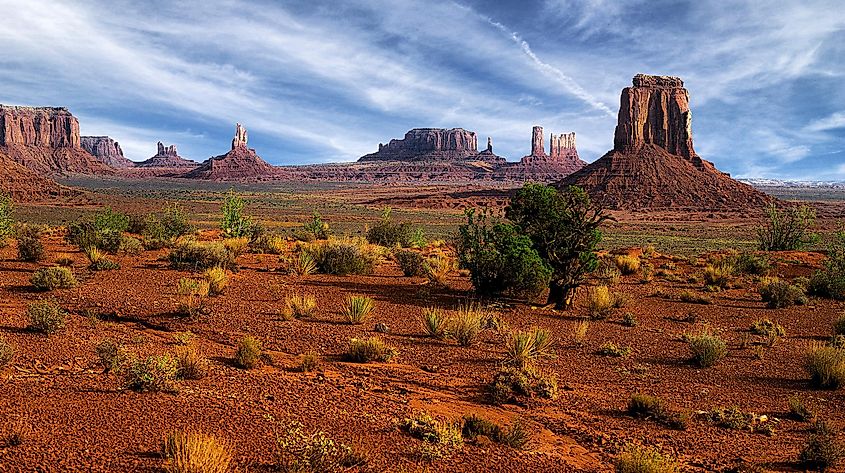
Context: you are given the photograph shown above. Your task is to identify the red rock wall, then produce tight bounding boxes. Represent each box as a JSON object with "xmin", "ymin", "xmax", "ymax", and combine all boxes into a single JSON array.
[{"xmin": 0, "ymin": 106, "xmax": 80, "ymax": 148}]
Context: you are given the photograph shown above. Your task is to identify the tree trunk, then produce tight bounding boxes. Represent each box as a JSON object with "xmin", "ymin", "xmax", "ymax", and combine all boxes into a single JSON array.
[{"xmin": 547, "ymin": 281, "xmax": 574, "ymax": 310}]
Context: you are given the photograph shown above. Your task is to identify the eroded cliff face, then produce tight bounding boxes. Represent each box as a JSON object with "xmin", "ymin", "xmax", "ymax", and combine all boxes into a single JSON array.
[
  {"xmin": 360, "ymin": 128, "xmax": 482, "ymax": 161},
  {"xmin": 81, "ymin": 136, "xmax": 134, "ymax": 168},
  {"xmin": 613, "ymin": 74, "xmax": 697, "ymax": 160}
]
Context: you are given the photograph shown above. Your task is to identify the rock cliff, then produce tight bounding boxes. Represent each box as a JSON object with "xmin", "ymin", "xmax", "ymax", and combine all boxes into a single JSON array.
[
  {"xmin": 562, "ymin": 74, "xmax": 771, "ymax": 210},
  {"xmin": 81, "ymin": 136, "xmax": 135, "ymax": 168},
  {"xmin": 359, "ymin": 128, "xmax": 492, "ymax": 162}
]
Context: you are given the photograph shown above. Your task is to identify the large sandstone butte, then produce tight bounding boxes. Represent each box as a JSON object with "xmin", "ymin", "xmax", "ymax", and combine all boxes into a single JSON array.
[
  {"xmin": 359, "ymin": 128, "xmax": 504, "ymax": 164},
  {"xmin": 81, "ymin": 136, "xmax": 135, "ymax": 168},
  {"xmin": 136, "ymin": 142, "xmax": 198, "ymax": 168},
  {"xmin": 185, "ymin": 123, "xmax": 278, "ymax": 180},
  {"xmin": 0, "ymin": 105, "xmax": 113, "ymax": 175},
  {"xmin": 562, "ymin": 74, "xmax": 771, "ymax": 210}
]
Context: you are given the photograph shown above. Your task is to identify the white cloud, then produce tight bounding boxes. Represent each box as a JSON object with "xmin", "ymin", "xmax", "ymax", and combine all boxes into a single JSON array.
[{"xmin": 806, "ymin": 112, "xmax": 845, "ymax": 132}]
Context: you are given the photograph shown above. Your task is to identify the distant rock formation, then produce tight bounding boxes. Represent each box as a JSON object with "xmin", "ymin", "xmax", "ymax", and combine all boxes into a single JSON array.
[
  {"xmin": 562, "ymin": 74, "xmax": 771, "ymax": 210},
  {"xmin": 550, "ymin": 132, "xmax": 576, "ymax": 159},
  {"xmin": 359, "ymin": 128, "xmax": 500, "ymax": 163},
  {"xmin": 0, "ymin": 149, "xmax": 82, "ymax": 202},
  {"xmin": 81, "ymin": 136, "xmax": 135, "ymax": 168},
  {"xmin": 505, "ymin": 126, "xmax": 586, "ymax": 179},
  {"xmin": 136, "ymin": 141, "xmax": 198, "ymax": 168},
  {"xmin": 185, "ymin": 123, "xmax": 278, "ymax": 180},
  {"xmin": 530, "ymin": 126, "xmax": 545, "ymax": 157},
  {"xmin": 0, "ymin": 104, "xmax": 113, "ymax": 175}
]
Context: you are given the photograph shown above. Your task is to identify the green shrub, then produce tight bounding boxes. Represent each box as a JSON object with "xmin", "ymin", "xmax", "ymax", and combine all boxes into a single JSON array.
[
  {"xmin": 0, "ymin": 193, "xmax": 13, "ymax": 245},
  {"xmin": 234, "ymin": 335, "xmax": 262, "ymax": 369},
  {"xmin": 16, "ymin": 224, "xmax": 44, "ymax": 261},
  {"xmin": 96, "ymin": 339, "xmax": 127, "ymax": 373},
  {"xmin": 750, "ymin": 318, "xmax": 786, "ymax": 340},
  {"xmin": 0, "ymin": 336, "xmax": 14, "ymax": 367},
  {"xmin": 615, "ymin": 444, "xmax": 679, "ymax": 473},
  {"xmin": 307, "ymin": 240, "xmax": 377, "ymax": 276},
  {"xmin": 27, "ymin": 299, "xmax": 66, "ymax": 334},
  {"xmin": 805, "ymin": 343, "xmax": 845, "ymax": 389},
  {"xmin": 487, "ymin": 366, "xmax": 558, "ymax": 404},
  {"xmin": 457, "ymin": 212, "xmax": 552, "ymax": 300},
  {"xmin": 118, "ymin": 235, "xmax": 143, "ymax": 255},
  {"xmin": 394, "ymin": 249, "xmax": 427, "ymax": 277},
  {"xmin": 302, "ymin": 211, "xmax": 332, "ymax": 240},
  {"xmin": 346, "ymin": 337, "xmax": 397, "ymax": 363},
  {"xmin": 30, "ymin": 266, "xmax": 76, "ymax": 291},
  {"xmin": 84, "ymin": 246, "xmax": 120, "ymax": 271},
  {"xmin": 504, "ymin": 327, "xmax": 555, "ymax": 369},
  {"xmin": 687, "ymin": 330, "xmax": 727, "ymax": 367},
  {"xmin": 800, "ymin": 420, "xmax": 845, "ymax": 471},
  {"xmin": 732, "ymin": 253, "xmax": 771, "ymax": 275},
  {"xmin": 400, "ymin": 412, "xmax": 463, "ymax": 452},
  {"xmin": 703, "ymin": 262, "xmax": 733, "ymax": 288},
  {"xmin": 366, "ymin": 207, "xmax": 415, "ymax": 247},
  {"xmin": 162, "ymin": 430, "xmax": 233, "ymax": 473},
  {"xmin": 67, "ymin": 208, "xmax": 130, "ymax": 252},
  {"xmin": 759, "ymin": 278, "xmax": 807, "ymax": 308},
  {"xmin": 461, "ymin": 415, "xmax": 530, "ymax": 449},
  {"xmin": 809, "ymin": 228, "xmax": 845, "ymax": 300},
  {"xmin": 125, "ymin": 354, "xmax": 179, "ymax": 392},
  {"xmin": 143, "ymin": 203, "xmax": 193, "ymax": 245},
  {"xmin": 220, "ymin": 191, "xmax": 253, "ymax": 238},
  {"xmin": 275, "ymin": 421, "xmax": 359, "ymax": 472},
  {"xmin": 169, "ymin": 241, "xmax": 235, "ymax": 271},
  {"xmin": 420, "ymin": 307, "xmax": 449, "ymax": 339},
  {"xmin": 757, "ymin": 203, "xmax": 817, "ymax": 251},
  {"xmin": 175, "ymin": 345, "xmax": 208, "ymax": 380},
  {"xmin": 342, "ymin": 295, "xmax": 374, "ymax": 325}
]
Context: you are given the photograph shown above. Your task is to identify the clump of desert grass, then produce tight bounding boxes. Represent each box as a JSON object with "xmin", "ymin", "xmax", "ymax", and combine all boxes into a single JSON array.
[
  {"xmin": 686, "ymin": 328, "xmax": 728, "ymax": 367},
  {"xmin": 125, "ymin": 355, "xmax": 179, "ymax": 392},
  {"xmin": 419, "ymin": 307, "xmax": 449, "ymax": 339},
  {"xmin": 461, "ymin": 414, "xmax": 531, "ymax": 449},
  {"xmin": 203, "ymin": 266, "xmax": 228, "ymax": 295},
  {"xmin": 805, "ymin": 342, "xmax": 845, "ymax": 389},
  {"xmin": 27, "ymin": 299, "xmax": 66, "ymax": 335},
  {"xmin": 587, "ymin": 285, "xmax": 618, "ymax": 319},
  {"xmin": 175, "ymin": 344, "xmax": 208, "ymax": 380},
  {"xmin": 342, "ymin": 295, "xmax": 374, "ymax": 324},
  {"xmin": 346, "ymin": 337, "xmax": 397, "ymax": 363},
  {"xmin": 285, "ymin": 293, "xmax": 317, "ymax": 319},
  {"xmin": 30, "ymin": 266, "xmax": 76, "ymax": 291},
  {"xmin": 615, "ymin": 444, "xmax": 679, "ymax": 473},
  {"xmin": 84, "ymin": 246, "xmax": 120, "ymax": 270},
  {"xmin": 614, "ymin": 255, "xmax": 641, "ymax": 275},
  {"xmin": 572, "ymin": 319, "xmax": 590, "ymax": 347},
  {"xmin": 161, "ymin": 430, "xmax": 233, "ymax": 473},
  {"xmin": 234, "ymin": 335, "xmax": 262, "ymax": 369},
  {"xmin": 299, "ymin": 351, "xmax": 321, "ymax": 373},
  {"xmin": 176, "ymin": 278, "xmax": 210, "ymax": 317},
  {"xmin": 503, "ymin": 327, "xmax": 555, "ymax": 369},
  {"xmin": 0, "ymin": 336, "xmax": 14, "ymax": 368}
]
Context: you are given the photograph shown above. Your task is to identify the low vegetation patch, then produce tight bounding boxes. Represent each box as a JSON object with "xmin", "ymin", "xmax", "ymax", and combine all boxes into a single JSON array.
[
  {"xmin": 125, "ymin": 354, "xmax": 179, "ymax": 392},
  {"xmin": 598, "ymin": 342, "xmax": 632, "ymax": 358},
  {"xmin": 572, "ymin": 319, "xmax": 590, "ymax": 347},
  {"xmin": 342, "ymin": 295, "xmax": 374, "ymax": 324},
  {"xmin": 299, "ymin": 351, "xmax": 321, "ymax": 373},
  {"xmin": 487, "ymin": 366, "xmax": 558, "ymax": 404},
  {"xmin": 449, "ymin": 303, "xmax": 483, "ymax": 346},
  {"xmin": 234, "ymin": 335, "xmax": 262, "ymax": 369},
  {"xmin": 0, "ymin": 336, "xmax": 14, "ymax": 368},
  {"xmin": 84, "ymin": 246, "xmax": 120, "ymax": 271},
  {"xmin": 394, "ymin": 249, "xmax": 427, "ymax": 277},
  {"xmin": 615, "ymin": 444, "xmax": 679, "ymax": 473},
  {"xmin": 687, "ymin": 329, "xmax": 727, "ymax": 367},
  {"xmin": 788, "ymin": 396, "xmax": 816, "ymax": 422},
  {"xmin": 169, "ymin": 241, "xmax": 236, "ymax": 271},
  {"xmin": 504, "ymin": 327, "xmax": 555, "ymax": 369},
  {"xmin": 304, "ymin": 239, "xmax": 377, "ymax": 276},
  {"xmin": 96, "ymin": 339, "xmax": 128, "ymax": 373},
  {"xmin": 175, "ymin": 344, "xmax": 208, "ymax": 380},
  {"xmin": 420, "ymin": 307, "xmax": 449, "ymax": 339},
  {"xmin": 30, "ymin": 266, "xmax": 76, "ymax": 291},
  {"xmin": 203, "ymin": 266, "xmax": 228, "ymax": 295},
  {"xmin": 757, "ymin": 203, "xmax": 817, "ymax": 251},
  {"xmin": 16, "ymin": 224, "xmax": 44, "ymax": 262},
  {"xmin": 27, "ymin": 299, "xmax": 66, "ymax": 335},
  {"xmin": 162, "ymin": 430, "xmax": 233, "ymax": 473},
  {"xmin": 346, "ymin": 337, "xmax": 397, "ymax": 363},
  {"xmin": 614, "ymin": 255, "xmax": 641, "ymax": 275},
  {"xmin": 759, "ymin": 277, "xmax": 807, "ymax": 308},
  {"xmin": 587, "ymin": 285, "xmax": 618, "ymax": 319},
  {"xmin": 805, "ymin": 342, "xmax": 845, "ymax": 389},
  {"xmin": 176, "ymin": 278, "xmax": 210, "ymax": 317},
  {"xmin": 799, "ymin": 420, "xmax": 845, "ymax": 471},
  {"xmin": 677, "ymin": 290, "xmax": 712, "ymax": 305},
  {"xmin": 461, "ymin": 414, "xmax": 530, "ymax": 449},
  {"xmin": 627, "ymin": 394, "xmax": 688, "ymax": 430},
  {"xmin": 276, "ymin": 421, "xmax": 361, "ymax": 472},
  {"xmin": 285, "ymin": 293, "xmax": 317, "ymax": 319}
]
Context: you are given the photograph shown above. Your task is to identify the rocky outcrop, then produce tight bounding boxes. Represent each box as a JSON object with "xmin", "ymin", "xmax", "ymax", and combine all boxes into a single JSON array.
[
  {"xmin": 0, "ymin": 150, "xmax": 83, "ymax": 202},
  {"xmin": 562, "ymin": 74, "xmax": 771, "ymax": 210},
  {"xmin": 184, "ymin": 124, "xmax": 278, "ymax": 180},
  {"xmin": 81, "ymin": 136, "xmax": 135, "ymax": 168},
  {"xmin": 550, "ymin": 132, "xmax": 576, "ymax": 158},
  {"xmin": 359, "ymin": 128, "xmax": 494, "ymax": 162},
  {"xmin": 0, "ymin": 105, "xmax": 113, "ymax": 175},
  {"xmin": 530, "ymin": 126, "xmax": 545, "ymax": 157},
  {"xmin": 507, "ymin": 126, "xmax": 586, "ymax": 180},
  {"xmin": 136, "ymin": 142, "xmax": 198, "ymax": 168}
]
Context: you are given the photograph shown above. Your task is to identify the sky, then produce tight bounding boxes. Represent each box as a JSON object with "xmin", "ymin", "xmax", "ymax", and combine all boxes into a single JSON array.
[{"xmin": 0, "ymin": 0, "xmax": 843, "ymax": 179}]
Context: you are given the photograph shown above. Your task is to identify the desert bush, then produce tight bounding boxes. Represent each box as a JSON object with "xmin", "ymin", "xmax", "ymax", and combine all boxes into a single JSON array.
[
  {"xmin": 0, "ymin": 193, "xmax": 13, "ymax": 246},
  {"xmin": 457, "ymin": 210, "xmax": 552, "ymax": 300},
  {"xmin": 251, "ymin": 232, "xmax": 286, "ymax": 255},
  {"xmin": 400, "ymin": 412, "xmax": 463, "ymax": 454},
  {"xmin": 615, "ymin": 255, "xmax": 641, "ymax": 275},
  {"xmin": 276, "ymin": 421, "xmax": 359, "ymax": 473},
  {"xmin": 758, "ymin": 203, "xmax": 817, "ymax": 251},
  {"xmin": 732, "ymin": 253, "xmax": 771, "ymax": 275},
  {"xmin": 789, "ymin": 396, "xmax": 816, "ymax": 422},
  {"xmin": 687, "ymin": 329, "xmax": 727, "ymax": 367},
  {"xmin": 572, "ymin": 319, "xmax": 590, "ymax": 347},
  {"xmin": 302, "ymin": 211, "xmax": 332, "ymax": 240},
  {"xmin": 125, "ymin": 355, "xmax": 179, "ymax": 392},
  {"xmin": 30, "ymin": 266, "xmax": 76, "ymax": 291},
  {"xmin": 627, "ymin": 394, "xmax": 688, "ymax": 430},
  {"xmin": 234, "ymin": 335, "xmax": 262, "ymax": 369},
  {"xmin": 96, "ymin": 339, "xmax": 128, "ymax": 373},
  {"xmin": 805, "ymin": 342, "xmax": 845, "ymax": 389},
  {"xmin": 678, "ymin": 290, "xmax": 712, "ymax": 305},
  {"xmin": 203, "ymin": 266, "xmax": 228, "ymax": 295},
  {"xmin": 27, "ymin": 299, "xmax": 66, "ymax": 334},
  {"xmin": 66, "ymin": 208, "xmax": 130, "ymax": 252},
  {"xmin": 622, "ymin": 312, "xmax": 638, "ymax": 327},
  {"xmin": 615, "ymin": 444, "xmax": 679, "ymax": 473},
  {"xmin": 707, "ymin": 406, "xmax": 757, "ymax": 431},
  {"xmin": 799, "ymin": 420, "xmax": 845, "ymax": 471},
  {"xmin": 286, "ymin": 293, "xmax": 317, "ymax": 319},
  {"xmin": 759, "ymin": 278, "xmax": 807, "ymax": 308},
  {"xmin": 449, "ymin": 304, "xmax": 483, "ymax": 347},
  {"xmin": 285, "ymin": 250, "xmax": 318, "ymax": 276},
  {"xmin": 834, "ymin": 313, "xmax": 845, "ymax": 337},
  {"xmin": 84, "ymin": 246, "xmax": 120, "ymax": 270},
  {"xmin": 809, "ymin": 228, "xmax": 845, "ymax": 300},
  {"xmin": 366, "ymin": 207, "xmax": 416, "ymax": 247},
  {"xmin": 587, "ymin": 285, "xmax": 615, "ymax": 319},
  {"xmin": 175, "ymin": 344, "xmax": 208, "ymax": 380},
  {"xmin": 425, "ymin": 251, "xmax": 454, "ymax": 286},
  {"xmin": 461, "ymin": 414, "xmax": 530, "ymax": 449},
  {"xmin": 420, "ymin": 307, "xmax": 449, "ymax": 339},
  {"xmin": 487, "ymin": 366, "xmax": 558, "ymax": 404},
  {"xmin": 16, "ymin": 224, "xmax": 44, "ymax": 262},
  {"xmin": 750, "ymin": 319, "xmax": 786, "ymax": 342},
  {"xmin": 346, "ymin": 337, "xmax": 397, "ymax": 363},
  {"xmin": 169, "ymin": 241, "xmax": 235, "ymax": 271},
  {"xmin": 118, "ymin": 235, "xmax": 143, "ymax": 255},
  {"xmin": 173, "ymin": 331, "xmax": 195, "ymax": 346},
  {"xmin": 306, "ymin": 240, "xmax": 377, "ymax": 276},
  {"xmin": 176, "ymin": 278, "xmax": 209, "ymax": 317},
  {"xmin": 220, "ymin": 191, "xmax": 253, "ymax": 238},
  {"xmin": 342, "ymin": 295, "xmax": 374, "ymax": 325},
  {"xmin": 598, "ymin": 342, "xmax": 631, "ymax": 357},
  {"xmin": 504, "ymin": 327, "xmax": 555, "ymax": 369},
  {"xmin": 0, "ymin": 336, "xmax": 14, "ymax": 368},
  {"xmin": 162, "ymin": 430, "xmax": 233, "ymax": 473},
  {"xmin": 595, "ymin": 260, "xmax": 623, "ymax": 285},
  {"xmin": 703, "ymin": 262, "xmax": 734, "ymax": 288},
  {"xmin": 55, "ymin": 254, "xmax": 74, "ymax": 266},
  {"xmin": 300, "ymin": 351, "xmax": 321, "ymax": 373},
  {"xmin": 394, "ymin": 249, "xmax": 427, "ymax": 277}
]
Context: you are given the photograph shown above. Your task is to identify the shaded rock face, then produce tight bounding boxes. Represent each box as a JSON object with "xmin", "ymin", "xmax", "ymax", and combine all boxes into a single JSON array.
[
  {"xmin": 0, "ymin": 104, "xmax": 113, "ymax": 175},
  {"xmin": 136, "ymin": 142, "xmax": 198, "ymax": 168},
  {"xmin": 81, "ymin": 136, "xmax": 134, "ymax": 168},
  {"xmin": 613, "ymin": 73, "xmax": 697, "ymax": 161},
  {"xmin": 530, "ymin": 126, "xmax": 545, "ymax": 157},
  {"xmin": 0, "ymin": 150, "xmax": 82, "ymax": 202},
  {"xmin": 550, "ymin": 132, "xmax": 576, "ymax": 158},
  {"xmin": 184, "ymin": 124, "xmax": 277, "ymax": 181},
  {"xmin": 360, "ymin": 128, "xmax": 484, "ymax": 162},
  {"xmin": 516, "ymin": 127, "xmax": 585, "ymax": 176},
  {"xmin": 562, "ymin": 74, "xmax": 771, "ymax": 211}
]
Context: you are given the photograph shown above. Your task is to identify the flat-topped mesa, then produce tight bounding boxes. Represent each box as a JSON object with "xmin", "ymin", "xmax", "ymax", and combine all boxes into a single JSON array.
[
  {"xmin": 614, "ymin": 73, "xmax": 697, "ymax": 160},
  {"xmin": 0, "ymin": 105, "xmax": 80, "ymax": 148},
  {"xmin": 81, "ymin": 136, "xmax": 134, "ymax": 168},
  {"xmin": 231, "ymin": 123, "xmax": 248, "ymax": 150},
  {"xmin": 359, "ymin": 128, "xmax": 486, "ymax": 162}
]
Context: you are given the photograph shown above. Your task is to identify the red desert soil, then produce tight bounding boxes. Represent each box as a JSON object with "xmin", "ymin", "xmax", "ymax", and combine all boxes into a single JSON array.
[{"xmin": 0, "ymin": 228, "xmax": 842, "ymax": 472}]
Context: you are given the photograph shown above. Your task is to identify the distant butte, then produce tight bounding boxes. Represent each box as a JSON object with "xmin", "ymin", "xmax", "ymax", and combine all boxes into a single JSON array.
[
  {"xmin": 81, "ymin": 136, "xmax": 135, "ymax": 168},
  {"xmin": 136, "ymin": 141, "xmax": 198, "ymax": 168},
  {"xmin": 184, "ymin": 123, "xmax": 278, "ymax": 181},
  {"xmin": 561, "ymin": 74, "xmax": 772, "ymax": 210}
]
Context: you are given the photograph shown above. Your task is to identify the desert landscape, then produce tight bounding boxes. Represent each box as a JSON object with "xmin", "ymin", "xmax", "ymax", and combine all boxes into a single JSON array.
[{"xmin": 1, "ymin": 1, "xmax": 844, "ymax": 472}]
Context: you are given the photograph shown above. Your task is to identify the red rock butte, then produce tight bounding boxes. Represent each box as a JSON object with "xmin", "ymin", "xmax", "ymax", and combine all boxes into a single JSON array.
[
  {"xmin": 185, "ymin": 123, "xmax": 277, "ymax": 180},
  {"xmin": 561, "ymin": 74, "xmax": 772, "ymax": 211}
]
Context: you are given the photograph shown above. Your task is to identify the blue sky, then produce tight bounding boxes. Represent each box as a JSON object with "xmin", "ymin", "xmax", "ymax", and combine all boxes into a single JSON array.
[{"xmin": 0, "ymin": 0, "xmax": 842, "ymax": 179}]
